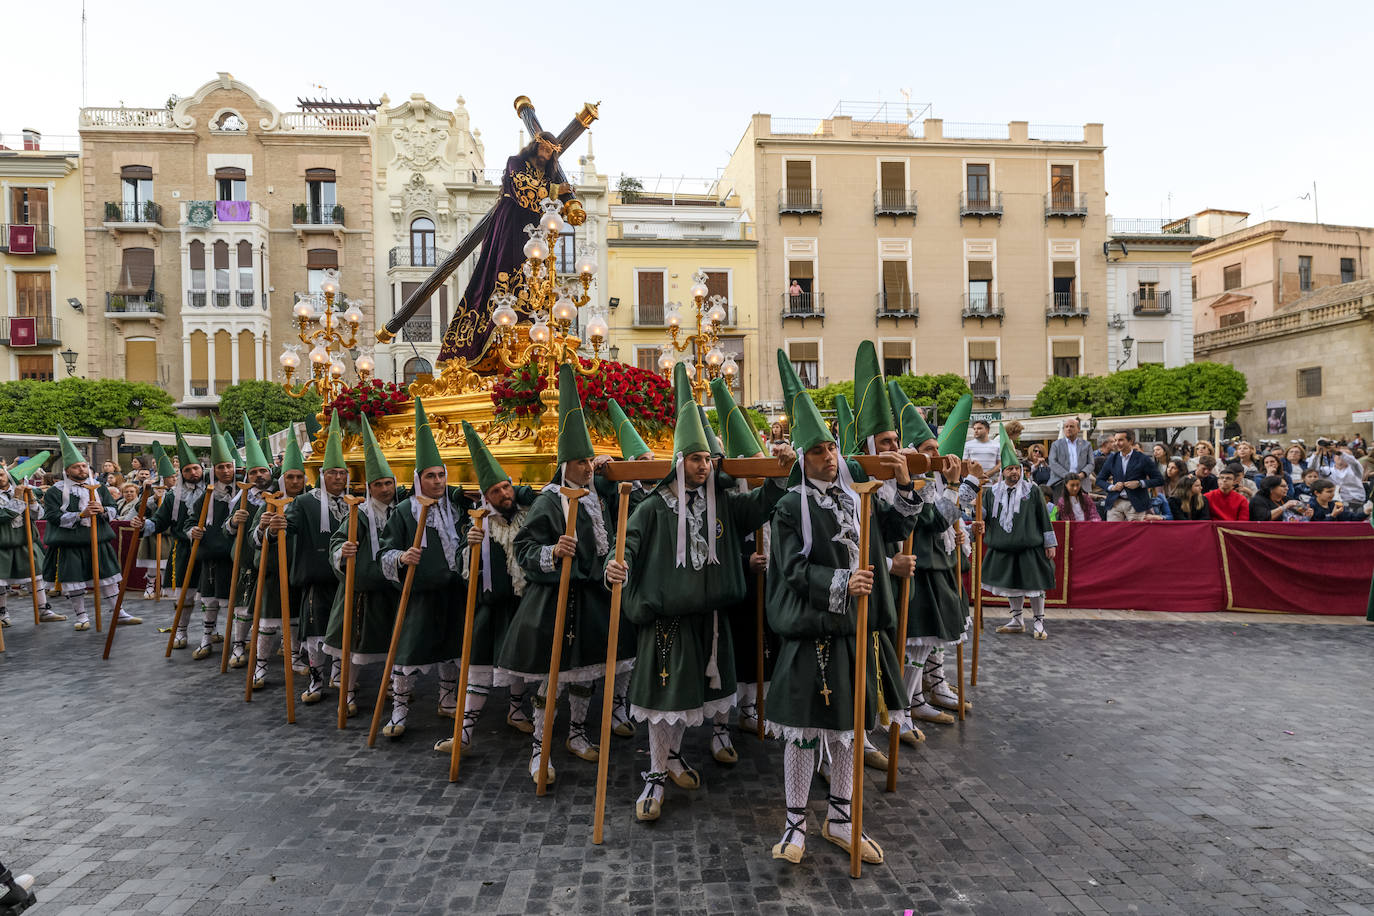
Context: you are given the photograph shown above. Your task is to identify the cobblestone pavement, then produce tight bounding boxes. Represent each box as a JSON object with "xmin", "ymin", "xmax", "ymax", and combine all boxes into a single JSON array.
[{"xmin": 2, "ymin": 601, "xmax": 1373, "ymax": 915}]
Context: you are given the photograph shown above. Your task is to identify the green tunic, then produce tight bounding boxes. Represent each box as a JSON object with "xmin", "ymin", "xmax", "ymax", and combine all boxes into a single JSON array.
[
  {"xmin": 619, "ymin": 476, "xmax": 783, "ymax": 719},
  {"xmin": 323, "ymin": 503, "xmax": 399, "ymax": 661},
  {"xmin": 187, "ymin": 484, "xmax": 236, "ymax": 600},
  {"xmin": 886, "ymin": 478, "xmax": 967, "ymax": 645},
  {"xmin": 378, "ymin": 486, "xmax": 472, "ymax": 669},
  {"xmin": 285, "ymin": 489, "xmax": 348, "ymax": 639},
  {"xmin": 149, "ymin": 483, "xmax": 201, "ymax": 590},
  {"xmin": 225, "ymin": 489, "xmax": 271, "ymax": 611},
  {"xmin": 0, "ymin": 488, "xmax": 45, "ymax": 583},
  {"xmin": 727, "ymin": 522, "xmax": 778, "ymax": 685},
  {"xmin": 1366, "ymin": 515, "xmax": 1374, "ymax": 622},
  {"xmin": 765, "ymin": 463, "xmax": 915, "ymax": 738},
  {"xmin": 458, "ymin": 486, "xmax": 539, "ymax": 674},
  {"xmin": 497, "ymin": 476, "xmax": 626, "ymax": 683},
  {"xmin": 244, "ymin": 501, "xmax": 301, "ymax": 624},
  {"xmin": 979, "ymin": 484, "xmax": 1057, "ymax": 594},
  {"xmin": 41, "ymin": 481, "xmax": 120, "ymax": 589}
]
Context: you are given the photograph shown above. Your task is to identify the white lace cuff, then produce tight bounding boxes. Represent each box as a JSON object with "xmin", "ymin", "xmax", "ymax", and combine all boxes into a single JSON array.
[
  {"xmin": 460, "ymin": 544, "xmax": 471, "ymax": 577},
  {"xmin": 380, "ymin": 549, "xmax": 403, "ymax": 582},
  {"xmin": 827, "ymin": 569, "xmax": 851, "ymax": 615},
  {"xmin": 539, "ymin": 545, "xmax": 557, "ymax": 573},
  {"xmin": 888, "ymin": 485, "xmax": 919, "ymax": 516},
  {"xmin": 1043, "ymin": 529, "xmax": 1058, "ymax": 549},
  {"xmin": 60, "ymin": 511, "xmax": 81, "ymax": 528},
  {"xmin": 142, "ymin": 518, "xmax": 157, "ymax": 536}
]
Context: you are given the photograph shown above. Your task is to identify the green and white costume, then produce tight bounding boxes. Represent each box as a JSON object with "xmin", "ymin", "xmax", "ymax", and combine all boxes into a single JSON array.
[{"xmin": 0, "ymin": 468, "xmax": 49, "ymax": 625}]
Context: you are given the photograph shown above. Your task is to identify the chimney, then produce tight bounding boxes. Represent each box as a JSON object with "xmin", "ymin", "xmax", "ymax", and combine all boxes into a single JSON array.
[{"xmin": 22, "ymin": 129, "xmax": 40, "ymax": 151}]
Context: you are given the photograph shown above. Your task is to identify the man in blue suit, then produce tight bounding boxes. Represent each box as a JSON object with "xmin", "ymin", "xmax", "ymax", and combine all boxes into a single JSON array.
[{"xmin": 1096, "ymin": 430, "xmax": 1164, "ymax": 521}]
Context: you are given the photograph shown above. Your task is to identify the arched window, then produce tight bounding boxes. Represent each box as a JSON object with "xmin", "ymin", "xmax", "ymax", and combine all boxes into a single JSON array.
[
  {"xmin": 403, "ymin": 357, "xmax": 433, "ymax": 385},
  {"xmin": 410, "ymin": 217, "xmax": 436, "ymax": 267}
]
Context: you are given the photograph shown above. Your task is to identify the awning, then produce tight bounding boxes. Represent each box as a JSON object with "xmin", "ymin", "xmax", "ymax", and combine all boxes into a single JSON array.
[
  {"xmin": 1094, "ymin": 411, "xmax": 1226, "ymax": 431},
  {"xmin": 103, "ymin": 428, "xmax": 214, "ymax": 448}
]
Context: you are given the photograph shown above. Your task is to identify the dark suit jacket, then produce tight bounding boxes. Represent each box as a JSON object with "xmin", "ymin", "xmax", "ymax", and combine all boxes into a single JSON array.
[{"xmin": 1096, "ymin": 449, "xmax": 1164, "ymax": 512}]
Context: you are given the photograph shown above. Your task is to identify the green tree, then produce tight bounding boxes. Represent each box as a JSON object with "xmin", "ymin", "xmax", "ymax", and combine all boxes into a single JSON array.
[
  {"xmin": 617, "ymin": 175, "xmax": 644, "ymax": 203},
  {"xmin": 215, "ymin": 380, "xmax": 322, "ymax": 434},
  {"xmin": 0, "ymin": 378, "xmax": 180, "ymax": 436},
  {"xmin": 811, "ymin": 373, "xmax": 971, "ymax": 425},
  {"xmin": 1031, "ymin": 362, "xmax": 1247, "ymax": 425}
]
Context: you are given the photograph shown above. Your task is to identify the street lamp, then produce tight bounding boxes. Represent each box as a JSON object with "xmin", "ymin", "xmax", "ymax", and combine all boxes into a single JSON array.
[
  {"xmin": 1115, "ymin": 334, "xmax": 1135, "ymax": 371},
  {"xmin": 60, "ymin": 347, "xmax": 78, "ymax": 376}
]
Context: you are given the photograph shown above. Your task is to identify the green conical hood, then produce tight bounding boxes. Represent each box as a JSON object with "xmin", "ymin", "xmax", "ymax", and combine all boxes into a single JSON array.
[
  {"xmin": 241, "ymin": 414, "xmax": 270, "ymax": 471},
  {"xmin": 174, "ymin": 425, "xmax": 199, "ymax": 467},
  {"xmin": 777, "ymin": 358, "xmax": 833, "ymax": 454},
  {"xmin": 208, "ymin": 416, "xmax": 233, "ymax": 466},
  {"xmin": 10, "ymin": 450, "xmax": 50, "ymax": 481},
  {"xmin": 412, "ymin": 398, "xmax": 444, "ymax": 473},
  {"xmin": 281, "ymin": 434, "xmax": 305, "ymax": 474},
  {"xmin": 258, "ymin": 436, "xmax": 271, "ymax": 464},
  {"xmin": 607, "ymin": 399, "xmax": 650, "ymax": 460},
  {"xmin": 151, "ymin": 441, "xmax": 176, "ymax": 478},
  {"xmin": 998, "ymin": 421, "xmax": 1019, "ymax": 467},
  {"xmin": 936, "ymin": 393, "xmax": 973, "ymax": 455},
  {"xmin": 699, "ymin": 405, "xmax": 723, "ymax": 458},
  {"xmin": 673, "ymin": 394, "xmax": 712, "ymax": 458},
  {"xmin": 56, "ymin": 425, "xmax": 84, "ymax": 468},
  {"xmin": 554, "ymin": 365, "xmax": 595, "ymax": 465},
  {"xmin": 834, "ymin": 394, "xmax": 858, "ymax": 455},
  {"xmin": 360, "ymin": 415, "xmax": 395, "ymax": 484},
  {"xmin": 672, "ymin": 362, "xmax": 695, "ymax": 416},
  {"xmin": 852, "ymin": 340, "xmax": 895, "ymax": 442},
  {"xmin": 321, "ymin": 411, "xmax": 346, "ymax": 471},
  {"xmin": 776, "ymin": 348, "xmax": 807, "ymax": 428},
  {"xmin": 711, "ymin": 377, "xmax": 762, "ymax": 458},
  {"xmin": 461, "ymin": 420, "xmax": 508, "ymax": 493},
  {"xmin": 224, "ymin": 432, "xmax": 244, "ymax": 469},
  {"xmin": 888, "ymin": 381, "xmax": 936, "ymax": 447}
]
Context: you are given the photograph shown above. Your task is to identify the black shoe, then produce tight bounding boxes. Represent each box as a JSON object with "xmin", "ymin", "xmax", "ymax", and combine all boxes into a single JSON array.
[{"xmin": 0, "ymin": 866, "xmax": 37, "ymax": 914}]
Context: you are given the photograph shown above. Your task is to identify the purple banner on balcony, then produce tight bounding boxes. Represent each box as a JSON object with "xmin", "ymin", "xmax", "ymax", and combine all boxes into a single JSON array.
[
  {"xmin": 215, "ymin": 200, "xmax": 251, "ymax": 222},
  {"xmin": 8, "ymin": 225, "xmax": 36, "ymax": 254},
  {"xmin": 9, "ymin": 317, "xmax": 36, "ymax": 347}
]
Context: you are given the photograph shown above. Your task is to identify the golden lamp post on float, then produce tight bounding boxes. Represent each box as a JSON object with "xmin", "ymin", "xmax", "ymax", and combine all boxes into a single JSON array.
[
  {"xmin": 488, "ymin": 198, "xmax": 611, "ymax": 449},
  {"xmin": 277, "ymin": 268, "xmax": 375, "ymax": 401},
  {"xmin": 656, "ymin": 270, "xmax": 737, "ymax": 405}
]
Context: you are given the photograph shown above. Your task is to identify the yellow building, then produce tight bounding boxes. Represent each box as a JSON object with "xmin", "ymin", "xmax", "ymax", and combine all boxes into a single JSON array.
[
  {"xmin": 0, "ymin": 130, "xmax": 87, "ymax": 380},
  {"xmin": 605, "ymin": 187, "xmax": 761, "ymax": 405}
]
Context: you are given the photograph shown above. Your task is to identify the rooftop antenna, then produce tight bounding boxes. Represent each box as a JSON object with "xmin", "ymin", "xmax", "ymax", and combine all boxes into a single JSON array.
[{"xmin": 81, "ymin": 0, "xmax": 88, "ymax": 108}]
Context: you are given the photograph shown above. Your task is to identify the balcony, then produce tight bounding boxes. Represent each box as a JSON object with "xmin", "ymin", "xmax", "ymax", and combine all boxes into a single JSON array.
[
  {"xmin": 1044, "ymin": 191, "xmax": 1088, "ymax": 221},
  {"xmin": 0, "ymin": 315, "xmax": 62, "ymax": 346},
  {"xmin": 186, "ymin": 291, "xmax": 206, "ymax": 309},
  {"xmin": 237, "ymin": 291, "xmax": 259, "ymax": 309},
  {"xmin": 0, "ymin": 224, "xmax": 55, "ymax": 254},
  {"xmin": 959, "ymin": 191, "xmax": 1003, "ymax": 223},
  {"xmin": 104, "ymin": 201, "xmax": 163, "ymax": 226},
  {"xmin": 876, "ymin": 293, "xmax": 918, "ymax": 322},
  {"xmin": 401, "ymin": 318, "xmax": 433, "ymax": 343},
  {"xmin": 634, "ymin": 303, "xmax": 666, "ymax": 327},
  {"xmin": 389, "ymin": 246, "xmax": 451, "ymax": 269},
  {"xmin": 782, "ymin": 292, "xmax": 824, "ymax": 322},
  {"xmin": 874, "ymin": 189, "xmax": 918, "ymax": 220},
  {"xmin": 1131, "ymin": 290, "xmax": 1172, "ymax": 316},
  {"xmin": 293, "ymin": 203, "xmax": 346, "ymax": 226},
  {"xmin": 105, "ymin": 292, "xmax": 166, "ymax": 320},
  {"xmin": 967, "ymin": 373, "xmax": 1010, "ymax": 400},
  {"xmin": 1046, "ymin": 291, "xmax": 1090, "ymax": 322},
  {"xmin": 778, "ymin": 188, "xmax": 822, "ymax": 218},
  {"xmin": 962, "ymin": 293, "xmax": 1005, "ymax": 323}
]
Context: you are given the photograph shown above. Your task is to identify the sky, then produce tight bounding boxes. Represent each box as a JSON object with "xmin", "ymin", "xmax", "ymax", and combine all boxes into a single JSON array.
[{"xmin": 9, "ymin": 0, "xmax": 1374, "ymax": 226}]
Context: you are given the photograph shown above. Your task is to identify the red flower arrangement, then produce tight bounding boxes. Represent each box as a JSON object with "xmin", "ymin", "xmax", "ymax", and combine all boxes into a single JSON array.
[
  {"xmin": 325, "ymin": 379, "xmax": 411, "ymax": 427},
  {"xmin": 491, "ymin": 358, "xmax": 674, "ymax": 436}
]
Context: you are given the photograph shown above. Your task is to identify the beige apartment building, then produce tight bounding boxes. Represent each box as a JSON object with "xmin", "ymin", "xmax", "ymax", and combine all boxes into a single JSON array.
[
  {"xmin": 1191, "ymin": 214, "xmax": 1372, "ymax": 333},
  {"xmin": 78, "ymin": 73, "xmax": 375, "ymax": 408},
  {"xmin": 719, "ymin": 109, "xmax": 1107, "ymax": 414},
  {"xmin": 0, "ymin": 130, "xmax": 88, "ymax": 381}
]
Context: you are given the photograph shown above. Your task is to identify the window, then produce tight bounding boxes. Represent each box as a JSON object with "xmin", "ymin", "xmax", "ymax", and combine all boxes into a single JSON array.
[
  {"xmin": 1191, "ymin": 275, "xmax": 1198, "ymax": 298},
  {"xmin": 878, "ymin": 161, "xmax": 906, "ymax": 210},
  {"xmin": 1136, "ymin": 340, "xmax": 1165, "ymax": 366},
  {"xmin": 9, "ymin": 186, "xmax": 49, "ymax": 225},
  {"xmin": 783, "ymin": 160, "xmax": 813, "ymax": 209},
  {"xmin": 120, "ymin": 165, "xmax": 153, "ymax": 218},
  {"xmin": 1223, "ymin": 263, "xmax": 1241, "ymax": 290},
  {"xmin": 113, "ymin": 248, "xmax": 154, "ymax": 299},
  {"xmin": 213, "ymin": 111, "xmax": 246, "ymax": 131},
  {"xmin": 125, "ymin": 339, "xmax": 158, "ymax": 385},
  {"xmin": 1219, "ymin": 311, "xmax": 1246, "ymax": 328},
  {"xmin": 410, "ymin": 218, "xmax": 436, "ymax": 267},
  {"xmin": 306, "ymin": 168, "xmax": 336, "ymax": 223},
  {"xmin": 968, "ymin": 260, "xmax": 993, "ymax": 311},
  {"xmin": 403, "ymin": 357, "xmax": 433, "ymax": 385},
  {"xmin": 1138, "ymin": 281, "xmax": 1159, "ymax": 303},
  {"xmin": 1050, "ymin": 164, "xmax": 1074, "ymax": 208},
  {"xmin": 306, "ymin": 249, "xmax": 339, "ymax": 295},
  {"xmin": 212, "ymin": 241, "xmax": 230, "ymax": 305},
  {"xmin": 1297, "ymin": 367, "xmax": 1322, "ymax": 398},
  {"xmin": 17, "ymin": 355, "xmax": 54, "ymax": 381},
  {"xmin": 15, "ymin": 271, "xmax": 52, "ymax": 318},
  {"xmin": 881, "ymin": 260, "xmax": 910, "ymax": 311},
  {"xmin": 636, "ymin": 347, "xmax": 660, "ymax": 373},
  {"xmin": 703, "ymin": 270, "xmax": 730, "ymax": 317},
  {"xmin": 966, "ymin": 164, "xmax": 990, "ymax": 206},
  {"xmin": 787, "ymin": 341, "xmax": 819, "ymax": 388},
  {"xmin": 188, "ymin": 241, "xmax": 206, "ymax": 303},
  {"xmin": 968, "ymin": 341, "xmax": 997, "ymax": 395},
  {"xmin": 554, "ymin": 227, "xmax": 576, "ymax": 275},
  {"xmin": 1341, "ymin": 257, "xmax": 1355, "ymax": 283},
  {"xmin": 399, "ymin": 281, "xmax": 430, "ymax": 341},
  {"xmin": 1298, "ymin": 255, "xmax": 1312, "ymax": 292},
  {"xmin": 1052, "ymin": 340, "xmax": 1080, "ymax": 377},
  {"xmin": 215, "ymin": 167, "xmax": 246, "ymax": 202},
  {"xmin": 881, "ymin": 340, "xmax": 911, "ymax": 378},
  {"xmin": 635, "ymin": 270, "xmax": 665, "ymax": 325},
  {"xmin": 1052, "ymin": 261, "xmax": 1076, "ymax": 310},
  {"xmin": 237, "ymin": 241, "xmax": 254, "ymax": 305}
]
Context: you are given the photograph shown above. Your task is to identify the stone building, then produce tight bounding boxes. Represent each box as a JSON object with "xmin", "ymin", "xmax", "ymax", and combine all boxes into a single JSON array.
[
  {"xmin": 718, "ymin": 107, "xmax": 1107, "ymax": 414},
  {"xmin": 78, "ymin": 73, "xmax": 375, "ymax": 408}
]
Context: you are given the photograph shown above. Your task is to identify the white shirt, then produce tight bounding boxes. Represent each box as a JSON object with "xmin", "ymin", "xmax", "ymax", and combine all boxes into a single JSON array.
[
  {"xmin": 963, "ymin": 437, "xmax": 1001, "ymax": 470},
  {"xmin": 1064, "ymin": 436, "xmax": 1080, "ymax": 473}
]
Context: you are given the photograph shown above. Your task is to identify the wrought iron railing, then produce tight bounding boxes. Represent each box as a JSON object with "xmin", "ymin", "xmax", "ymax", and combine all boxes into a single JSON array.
[
  {"xmin": 0, "ymin": 223, "xmax": 55, "ymax": 251},
  {"xmin": 635, "ymin": 303, "xmax": 666, "ymax": 327},
  {"xmin": 959, "ymin": 191, "xmax": 1003, "ymax": 217},
  {"xmin": 186, "ymin": 291, "xmax": 207, "ymax": 309},
  {"xmin": 0, "ymin": 315, "xmax": 62, "ymax": 344},
  {"xmin": 874, "ymin": 189, "xmax": 918, "ymax": 216},
  {"xmin": 876, "ymin": 293, "xmax": 918, "ymax": 318},
  {"xmin": 962, "ymin": 292, "xmax": 1005, "ymax": 319},
  {"xmin": 237, "ymin": 291, "xmax": 256, "ymax": 309},
  {"xmin": 104, "ymin": 201, "xmax": 162, "ymax": 224},
  {"xmin": 1046, "ymin": 292, "xmax": 1089, "ymax": 318},
  {"xmin": 293, "ymin": 203, "xmax": 345, "ymax": 226},
  {"xmin": 778, "ymin": 188, "xmax": 822, "ymax": 213},
  {"xmin": 401, "ymin": 318, "xmax": 433, "ymax": 343},
  {"xmin": 1131, "ymin": 291, "xmax": 1172, "ymax": 315},
  {"xmin": 782, "ymin": 292, "xmax": 824, "ymax": 318},
  {"xmin": 1045, "ymin": 192, "xmax": 1088, "ymax": 218},
  {"xmin": 388, "ymin": 246, "xmax": 452, "ymax": 269},
  {"xmin": 105, "ymin": 292, "xmax": 165, "ymax": 314},
  {"xmin": 213, "ymin": 291, "xmax": 231, "ymax": 308},
  {"xmin": 967, "ymin": 374, "xmax": 1010, "ymax": 399}
]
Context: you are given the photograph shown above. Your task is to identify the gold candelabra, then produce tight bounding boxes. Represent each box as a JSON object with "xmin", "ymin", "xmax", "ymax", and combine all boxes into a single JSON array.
[
  {"xmin": 278, "ymin": 268, "xmax": 374, "ymax": 402},
  {"xmin": 657, "ymin": 271, "xmax": 737, "ymax": 404},
  {"xmin": 489, "ymin": 199, "xmax": 611, "ymax": 448}
]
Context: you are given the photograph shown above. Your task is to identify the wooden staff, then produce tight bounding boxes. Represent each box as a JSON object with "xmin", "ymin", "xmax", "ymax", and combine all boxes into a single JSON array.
[
  {"xmin": 367, "ymin": 493, "xmax": 438, "ymax": 747},
  {"xmin": 536, "ymin": 486, "xmax": 588, "ymax": 796},
  {"xmin": 82, "ymin": 484, "xmax": 105, "ymax": 633},
  {"xmin": 337, "ymin": 495, "xmax": 367, "ymax": 730},
  {"xmin": 243, "ymin": 492, "xmax": 284, "ymax": 703},
  {"xmin": 885, "ymin": 531, "xmax": 915, "ymax": 793},
  {"xmin": 447, "ymin": 507, "xmax": 489, "ymax": 775},
  {"xmin": 218, "ymin": 483, "xmax": 257, "ymax": 674},
  {"xmin": 972, "ymin": 478, "xmax": 985, "ymax": 686},
  {"xmin": 754, "ymin": 526, "xmax": 767, "ymax": 741},
  {"xmin": 19, "ymin": 485, "xmax": 41, "ymax": 625},
  {"xmin": 591, "ymin": 483, "xmax": 632, "ymax": 843},
  {"xmin": 102, "ymin": 485, "xmax": 154, "ymax": 659},
  {"xmin": 165, "ymin": 487, "xmax": 213, "ymax": 657},
  {"xmin": 849, "ymin": 479, "xmax": 883, "ymax": 879},
  {"xmin": 271, "ymin": 494, "xmax": 299, "ymax": 724},
  {"xmin": 152, "ymin": 485, "xmax": 166, "ymax": 603}
]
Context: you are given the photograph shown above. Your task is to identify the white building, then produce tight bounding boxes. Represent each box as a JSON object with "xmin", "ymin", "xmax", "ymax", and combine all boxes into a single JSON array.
[{"xmin": 1103, "ymin": 217, "xmax": 1212, "ymax": 370}]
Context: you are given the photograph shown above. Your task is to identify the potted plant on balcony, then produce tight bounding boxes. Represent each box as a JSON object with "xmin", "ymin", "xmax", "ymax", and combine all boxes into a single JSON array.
[
  {"xmin": 330, "ymin": 205, "xmax": 345, "ymax": 225},
  {"xmin": 108, "ymin": 295, "xmax": 126, "ymax": 313},
  {"xmin": 105, "ymin": 201, "xmax": 121, "ymax": 221},
  {"xmin": 143, "ymin": 200, "xmax": 158, "ymax": 223},
  {"xmin": 292, "ymin": 203, "xmax": 307, "ymax": 224}
]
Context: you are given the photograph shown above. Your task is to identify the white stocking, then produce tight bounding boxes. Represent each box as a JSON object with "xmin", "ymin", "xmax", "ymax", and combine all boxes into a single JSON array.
[
  {"xmin": 388, "ymin": 672, "xmax": 415, "ymax": 729},
  {"xmin": 612, "ymin": 670, "xmax": 631, "ymax": 722},
  {"xmin": 779, "ymin": 742, "xmax": 815, "ymax": 851},
  {"xmin": 825, "ymin": 736, "xmax": 856, "ymax": 844},
  {"xmin": 923, "ymin": 649, "xmax": 957, "ymax": 703},
  {"xmin": 530, "ymin": 680, "xmax": 554, "ymax": 762},
  {"xmin": 639, "ymin": 721, "xmax": 672, "ymax": 805},
  {"xmin": 70, "ymin": 592, "xmax": 87, "ymax": 623},
  {"xmin": 199, "ymin": 603, "xmax": 218, "ymax": 647},
  {"xmin": 230, "ymin": 615, "xmax": 249, "ymax": 657},
  {"xmin": 346, "ymin": 660, "xmax": 359, "ymax": 706},
  {"xmin": 254, "ymin": 628, "xmax": 278, "ymax": 683},
  {"xmin": 463, "ymin": 681, "xmax": 489, "ymax": 745},
  {"xmin": 1006, "ymin": 595, "xmax": 1025, "ymax": 628},
  {"xmin": 1029, "ymin": 594, "xmax": 1046, "ymax": 635}
]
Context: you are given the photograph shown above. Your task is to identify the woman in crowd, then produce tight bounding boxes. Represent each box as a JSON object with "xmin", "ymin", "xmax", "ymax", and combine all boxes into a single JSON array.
[
  {"xmin": 1249, "ymin": 475, "xmax": 1310, "ymax": 521},
  {"xmin": 1189, "ymin": 441, "xmax": 1214, "ymax": 472},
  {"xmin": 1168, "ymin": 475, "xmax": 1210, "ymax": 520},
  {"xmin": 1150, "ymin": 444, "xmax": 1171, "ymax": 480},
  {"xmin": 1234, "ymin": 441, "xmax": 1262, "ymax": 481},
  {"xmin": 1026, "ymin": 443, "xmax": 1052, "ymax": 486},
  {"xmin": 1260, "ymin": 454, "xmax": 1284, "ymax": 482},
  {"xmin": 129, "ymin": 456, "xmax": 145, "ymax": 474},
  {"xmin": 1051, "ymin": 476, "xmax": 1102, "ymax": 522},
  {"xmin": 115, "ymin": 483, "xmax": 142, "ymax": 519},
  {"xmin": 1161, "ymin": 458, "xmax": 1188, "ymax": 493},
  {"xmin": 1281, "ymin": 445, "xmax": 1307, "ymax": 487}
]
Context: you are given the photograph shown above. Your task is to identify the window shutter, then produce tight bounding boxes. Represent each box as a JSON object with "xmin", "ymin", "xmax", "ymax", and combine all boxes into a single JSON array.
[
  {"xmin": 114, "ymin": 247, "xmax": 155, "ymax": 295},
  {"xmin": 188, "ymin": 240, "xmax": 205, "ymax": 270},
  {"xmin": 704, "ymin": 271, "xmax": 729, "ymax": 302},
  {"xmin": 883, "ymin": 340, "xmax": 911, "ymax": 360},
  {"xmin": 1137, "ymin": 267, "xmax": 1158, "ymax": 283},
  {"xmin": 968, "ymin": 261, "xmax": 993, "ymax": 282},
  {"xmin": 785, "ymin": 160, "xmax": 811, "ymax": 190},
  {"xmin": 237, "ymin": 240, "xmax": 253, "ymax": 267},
  {"xmin": 305, "ymin": 168, "xmax": 336, "ymax": 180},
  {"xmin": 789, "ymin": 341, "xmax": 818, "ymax": 361},
  {"xmin": 125, "ymin": 339, "xmax": 158, "ymax": 384},
  {"xmin": 121, "ymin": 165, "xmax": 153, "ymax": 180},
  {"xmin": 306, "ymin": 248, "xmax": 338, "ymax": 270},
  {"xmin": 213, "ymin": 240, "xmax": 229, "ymax": 270},
  {"xmin": 214, "ymin": 167, "xmax": 247, "ymax": 180},
  {"xmin": 880, "ymin": 161, "xmax": 904, "ymax": 191},
  {"xmin": 1135, "ymin": 341, "xmax": 1165, "ymax": 364},
  {"xmin": 637, "ymin": 271, "xmax": 664, "ymax": 305},
  {"xmin": 882, "ymin": 260, "xmax": 909, "ymax": 298},
  {"xmin": 1052, "ymin": 340, "xmax": 1079, "ymax": 358},
  {"xmin": 968, "ymin": 341, "xmax": 997, "ymax": 360}
]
